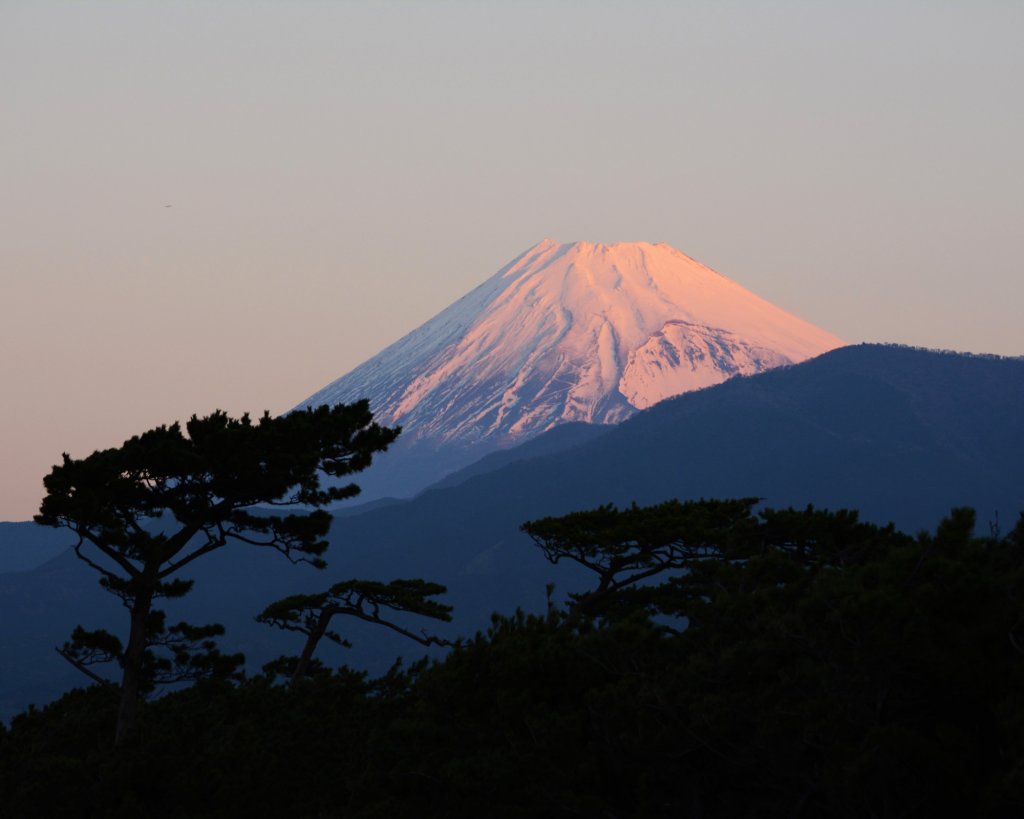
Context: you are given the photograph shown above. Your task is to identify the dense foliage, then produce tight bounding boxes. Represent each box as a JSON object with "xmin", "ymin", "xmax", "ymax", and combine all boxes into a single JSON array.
[
  {"xmin": 32, "ymin": 403, "xmax": 399, "ymax": 745},
  {"xmin": 4, "ymin": 501, "xmax": 1024, "ymax": 817}
]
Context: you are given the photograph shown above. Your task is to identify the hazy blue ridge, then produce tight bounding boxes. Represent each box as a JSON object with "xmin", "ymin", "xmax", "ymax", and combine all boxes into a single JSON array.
[{"xmin": 1, "ymin": 343, "xmax": 1021, "ymax": 720}]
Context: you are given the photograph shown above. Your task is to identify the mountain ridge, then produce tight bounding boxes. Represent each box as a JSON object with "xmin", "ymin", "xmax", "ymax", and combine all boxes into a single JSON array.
[
  {"xmin": 298, "ymin": 239, "xmax": 843, "ymax": 498},
  {"xmin": 2, "ymin": 344, "xmax": 1021, "ymax": 719}
]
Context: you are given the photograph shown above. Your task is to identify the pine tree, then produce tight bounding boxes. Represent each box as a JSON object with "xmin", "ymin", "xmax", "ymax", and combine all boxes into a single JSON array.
[{"xmin": 35, "ymin": 401, "xmax": 398, "ymax": 746}]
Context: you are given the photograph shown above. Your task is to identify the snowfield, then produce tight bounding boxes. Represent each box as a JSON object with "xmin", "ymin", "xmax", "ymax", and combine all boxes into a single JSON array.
[{"xmin": 298, "ymin": 239, "xmax": 844, "ymax": 448}]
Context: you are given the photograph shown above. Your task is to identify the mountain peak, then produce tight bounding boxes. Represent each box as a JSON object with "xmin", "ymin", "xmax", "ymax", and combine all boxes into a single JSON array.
[
  {"xmin": 521, "ymin": 237, "xmax": 665, "ymax": 256},
  {"xmin": 299, "ymin": 239, "xmax": 843, "ymax": 475}
]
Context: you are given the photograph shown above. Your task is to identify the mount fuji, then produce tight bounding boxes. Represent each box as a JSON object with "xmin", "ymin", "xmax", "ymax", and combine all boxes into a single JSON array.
[{"xmin": 298, "ymin": 239, "xmax": 844, "ymax": 498}]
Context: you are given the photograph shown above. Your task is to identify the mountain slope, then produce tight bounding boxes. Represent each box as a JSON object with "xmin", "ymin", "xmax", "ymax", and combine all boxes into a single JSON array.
[
  {"xmin": 285, "ymin": 345, "xmax": 1024, "ymax": 674},
  {"xmin": 299, "ymin": 239, "xmax": 843, "ymax": 498},
  {"xmin": 0, "ymin": 522, "xmax": 70, "ymax": 574},
  {"xmin": 321, "ymin": 344, "xmax": 1024, "ymax": 614},
  {"xmin": 2, "ymin": 344, "xmax": 1021, "ymax": 719}
]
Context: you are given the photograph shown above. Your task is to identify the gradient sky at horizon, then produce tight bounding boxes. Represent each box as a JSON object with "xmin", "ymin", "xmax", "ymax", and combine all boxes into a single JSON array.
[{"xmin": 2, "ymin": 1, "xmax": 1022, "ymax": 521}]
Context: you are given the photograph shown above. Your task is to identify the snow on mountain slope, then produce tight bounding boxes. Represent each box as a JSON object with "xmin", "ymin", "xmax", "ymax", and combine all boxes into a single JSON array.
[{"xmin": 299, "ymin": 239, "xmax": 844, "ymax": 450}]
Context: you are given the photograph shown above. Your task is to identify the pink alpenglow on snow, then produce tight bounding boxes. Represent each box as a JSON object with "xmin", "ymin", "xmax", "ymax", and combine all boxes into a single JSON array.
[{"xmin": 300, "ymin": 239, "xmax": 844, "ymax": 448}]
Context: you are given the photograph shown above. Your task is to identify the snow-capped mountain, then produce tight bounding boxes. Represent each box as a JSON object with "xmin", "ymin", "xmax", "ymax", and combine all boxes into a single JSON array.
[{"xmin": 298, "ymin": 239, "xmax": 844, "ymax": 495}]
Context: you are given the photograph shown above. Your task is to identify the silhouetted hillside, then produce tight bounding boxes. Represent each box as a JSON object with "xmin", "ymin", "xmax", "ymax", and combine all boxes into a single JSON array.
[
  {"xmin": 326, "ymin": 344, "xmax": 1024, "ymax": 613},
  {"xmin": 1, "ymin": 344, "xmax": 1021, "ymax": 718}
]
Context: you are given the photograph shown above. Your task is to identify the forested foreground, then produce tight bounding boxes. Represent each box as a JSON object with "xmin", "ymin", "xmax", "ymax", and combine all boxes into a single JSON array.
[{"xmin": 4, "ymin": 501, "xmax": 1024, "ymax": 818}]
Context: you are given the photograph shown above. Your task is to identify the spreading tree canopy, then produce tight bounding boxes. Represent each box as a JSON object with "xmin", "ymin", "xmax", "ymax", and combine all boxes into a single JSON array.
[
  {"xmin": 35, "ymin": 401, "xmax": 398, "ymax": 746},
  {"xmin": 258, "ymin": 578, "xmax": 454, "ymax": 686}
]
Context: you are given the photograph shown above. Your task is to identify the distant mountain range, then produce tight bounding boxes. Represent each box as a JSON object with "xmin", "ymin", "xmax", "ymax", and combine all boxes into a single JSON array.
[
  {"xmin": 320, "ymin": 343, "xmax": 1024, "ymax": 649},
  {"xmin": 299, "ymin": 239, "xmax": 843, "ymax": 499},
  {"xmin": 2, "ymin": 344, "xmax": 1021, "ymax": 719},
  {"xmin": 0, "ymin": 522, "xmax": 70, "ymax": 574}
]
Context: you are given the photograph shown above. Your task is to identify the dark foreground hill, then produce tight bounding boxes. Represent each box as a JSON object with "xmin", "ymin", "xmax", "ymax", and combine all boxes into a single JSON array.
[
  {"xmin": 4, "ymin": 501, "xmax": 1023, "ymax": 818},
  {"xmin": 1, "ymin": 344, "xmax": 1022, "ymax": 718}
]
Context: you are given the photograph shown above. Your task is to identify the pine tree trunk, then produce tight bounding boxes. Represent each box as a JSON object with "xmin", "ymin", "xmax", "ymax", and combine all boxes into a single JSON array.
[
  {"xmin": 289, "ymin": 609, "xmax": 333, "ymax": 687},
  {"xmin": 114, "ymin": 585, "xmax": 154, "ymax": 747}
]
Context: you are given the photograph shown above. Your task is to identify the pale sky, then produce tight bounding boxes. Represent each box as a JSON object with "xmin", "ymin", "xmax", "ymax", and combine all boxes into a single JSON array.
[{"xmin": 2, "ymin": 1, "xmax": 1022, "ymax": 521}]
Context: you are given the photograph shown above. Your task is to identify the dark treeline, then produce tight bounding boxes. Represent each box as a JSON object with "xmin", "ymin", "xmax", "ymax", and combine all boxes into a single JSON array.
[{"xmin": 3, "ymin": 499, "xmax": 1024, "ymax": 818}]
